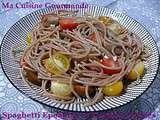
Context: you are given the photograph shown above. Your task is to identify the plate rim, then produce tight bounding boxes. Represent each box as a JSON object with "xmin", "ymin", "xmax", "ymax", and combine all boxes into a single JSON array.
[{"xmin": 0, "ymin": 5, "xmax": 160, "ymax": 113}]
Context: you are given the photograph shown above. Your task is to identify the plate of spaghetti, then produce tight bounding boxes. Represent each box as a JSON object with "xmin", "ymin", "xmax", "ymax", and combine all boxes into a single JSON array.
[{"xmin": 0, "ymin": 5, "xmax": 159, "ymax": 112}]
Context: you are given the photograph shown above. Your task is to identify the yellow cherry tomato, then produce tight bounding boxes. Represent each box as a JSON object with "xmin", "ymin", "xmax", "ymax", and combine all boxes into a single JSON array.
[
  {"xmin": 102, "ymin": 81, "xmax": 123, "ymax": 96},
  {"xmin": 99, "ymin": 16, "xmax": 113, "ymax": 25},
  {"xmin": 50, "ymin": 82, "xmax": 71, "ymax": 97},
  {"xmin": 26, "ymin": 33, "xmax": 31, "ymax": 46},
  {"xmin": 44, "ymin": 53, "xmax": 70, "ymax": 75},
  {"xmin": 126, "ymin": 61, "xmax": 144, "ymax": 80},
  {"xmin": 44, "ymin": 58, "xmax": 61, "ymax": 75},
  {"xmin": 107, "ymin": 23, "xmax": 125, "ymax": 35}
]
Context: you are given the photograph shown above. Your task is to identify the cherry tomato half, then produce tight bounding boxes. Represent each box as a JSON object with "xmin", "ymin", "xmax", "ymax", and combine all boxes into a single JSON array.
[
  {"xmin": 100, "ymin": 57, "xmax": 121, "ymax": 74},
  {"xmin": 44, "ymin": 53, "xmax": 70, "ymax": 75},
  {"xmin": 59, "ymin": 18, "xmax": 79, "ymax": 30},
  {"xmin": 125, "ymin": 61, "xmax": 144, "ymax": 80},
  {"xmin": 102, "ymin": 80, "xmax": 123, "ymax": 96},
  {"xmin": 50, "ymin": 82, "xmax": 71, "ymax": 97},
  {"xmin": 99, "ymin": 16, "xmax": 113, "ymax": 25}
]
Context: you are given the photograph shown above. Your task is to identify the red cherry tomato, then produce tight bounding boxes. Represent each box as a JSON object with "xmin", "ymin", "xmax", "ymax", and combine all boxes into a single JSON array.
[
  {"xmin": 59, "ymin": 18, "xmax": 79, "ymax": 30},
  {"xmin": 100, "ymin": 57, "xmax": 121, "ymax": 74}
]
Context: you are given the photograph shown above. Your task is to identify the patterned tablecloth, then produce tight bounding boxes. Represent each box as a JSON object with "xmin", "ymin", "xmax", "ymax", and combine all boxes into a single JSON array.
[{"xmin": 0, "ymin": 0, "xmax": 160, "ymax": 120}]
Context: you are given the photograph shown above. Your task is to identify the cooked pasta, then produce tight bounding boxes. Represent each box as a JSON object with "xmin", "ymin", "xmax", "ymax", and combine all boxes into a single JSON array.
[{"xmin": 12, "ymin": 10, "xmax": 150, "ymax": 106}]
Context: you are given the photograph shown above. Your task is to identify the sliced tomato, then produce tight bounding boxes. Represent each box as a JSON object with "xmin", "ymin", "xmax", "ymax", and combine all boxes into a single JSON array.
[
  {"xmin": 100, "ymin": 57, "xmax": 121, "ymax": 74},
  {"xmin": 59, "ymin": 18, "xmax": 79, "ymax": 30},
  {"xmin": 87, "ymin": 33, "xmax": 96, "ymax": 42}
]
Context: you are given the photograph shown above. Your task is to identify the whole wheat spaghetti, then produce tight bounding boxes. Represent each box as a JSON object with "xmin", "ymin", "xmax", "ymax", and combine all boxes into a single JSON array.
[{"xmin": 12, "ymin": 10, "xmax": 150, "ymax": 106}]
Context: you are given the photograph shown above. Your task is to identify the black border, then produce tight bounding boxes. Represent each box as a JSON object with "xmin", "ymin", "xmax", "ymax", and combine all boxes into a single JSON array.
[{"xmin": 0, "ymin": 5, "xmax": 160, "ymax": 113}]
